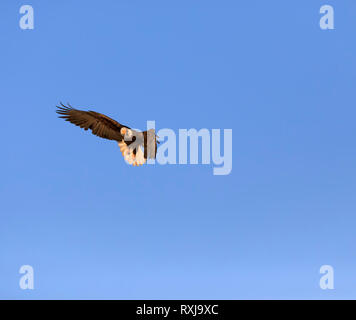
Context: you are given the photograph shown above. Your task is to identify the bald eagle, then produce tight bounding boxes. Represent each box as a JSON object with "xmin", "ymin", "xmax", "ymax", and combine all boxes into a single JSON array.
[{"xmin": 56, "ymin": 103, "xmax": 158, "ymax": 166}]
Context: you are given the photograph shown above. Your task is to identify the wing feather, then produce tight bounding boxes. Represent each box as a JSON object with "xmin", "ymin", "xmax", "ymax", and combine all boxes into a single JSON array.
[{"xmin": 56, "ymin": 103, "xmax": 127, "ymax": 141}]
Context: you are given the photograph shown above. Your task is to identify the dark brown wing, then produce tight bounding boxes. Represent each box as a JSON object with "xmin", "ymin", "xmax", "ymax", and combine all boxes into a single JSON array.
[{"xmin": 56, "ymin": 103, "xmax": 128, "ymax": 142}]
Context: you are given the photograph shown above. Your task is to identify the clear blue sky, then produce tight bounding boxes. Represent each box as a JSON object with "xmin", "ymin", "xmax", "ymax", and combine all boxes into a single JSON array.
[{"xmin": 1, "ymin": 0, "xmax": 355, "ymax": 299}]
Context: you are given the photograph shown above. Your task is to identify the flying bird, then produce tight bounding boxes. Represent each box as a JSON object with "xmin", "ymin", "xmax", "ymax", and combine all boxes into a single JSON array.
[{"xmin": 56, "ymin": 103, "xmax": 158, "ymax": 166}]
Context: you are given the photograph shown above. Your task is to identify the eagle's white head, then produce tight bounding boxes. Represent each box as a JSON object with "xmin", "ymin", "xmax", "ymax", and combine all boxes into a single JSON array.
[{"xmin": 120, "ymin": 127, "xmax": 133, "ymax": 140}]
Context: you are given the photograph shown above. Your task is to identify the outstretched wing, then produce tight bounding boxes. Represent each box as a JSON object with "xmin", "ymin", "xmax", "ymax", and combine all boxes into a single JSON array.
[{"xmin": 56, "ymin": 103, "xmax": 127, "ymax": 142}]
